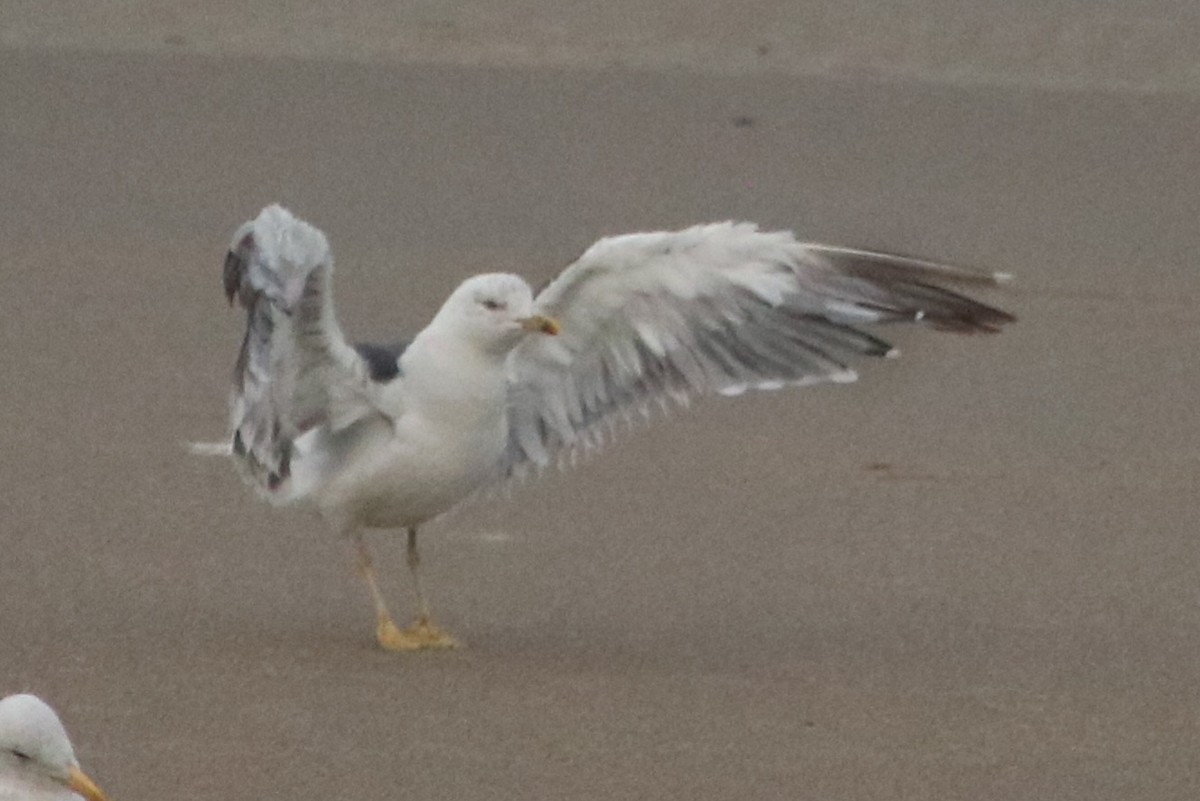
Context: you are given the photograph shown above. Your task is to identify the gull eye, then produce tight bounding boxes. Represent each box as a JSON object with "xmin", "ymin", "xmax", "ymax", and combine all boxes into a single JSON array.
[
  {"xmin": 11, "ymin": 749, "xmax": 31, "ymax": 762},
  {"xmin": 480, "ymin": 299, "xmax": 504, "ymax": 311}
]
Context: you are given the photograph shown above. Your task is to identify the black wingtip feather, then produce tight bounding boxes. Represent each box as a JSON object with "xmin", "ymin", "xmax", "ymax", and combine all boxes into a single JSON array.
[
  {"xmin": 811, "ymin": 245, "xmax": 1016, "ymax": 335},
  {"xmin": 223, "ymin": 250, "xmax": 243, "ymax": 305},
  {"xmin": 223, "ymin": 232, "xmax": 260, "ymax": 307}
]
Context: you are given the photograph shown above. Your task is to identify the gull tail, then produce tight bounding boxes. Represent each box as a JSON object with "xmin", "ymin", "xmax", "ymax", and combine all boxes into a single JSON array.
[{"xmin": 186, "ymin": 440, "xmax": 234, "ymax": 456}]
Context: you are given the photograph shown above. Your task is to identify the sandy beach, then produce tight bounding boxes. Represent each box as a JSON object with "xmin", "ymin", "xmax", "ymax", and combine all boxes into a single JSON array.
[{"xmin": 1, "ymin": 5, "xmax": 1198, "ymax": 799}]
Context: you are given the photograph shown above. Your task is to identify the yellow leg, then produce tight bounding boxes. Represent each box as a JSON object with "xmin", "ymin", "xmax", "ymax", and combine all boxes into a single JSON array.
[
  {"xmin": 351, "ymin": 530, "xmax": 457, "ymax": 651},
  {"xmin": 352, "ymin": 534, "xmax": 410, "ymax": 651},
  {"xmin": 395, "ymin": 527, "xmax": 459, "ymax": 650}
]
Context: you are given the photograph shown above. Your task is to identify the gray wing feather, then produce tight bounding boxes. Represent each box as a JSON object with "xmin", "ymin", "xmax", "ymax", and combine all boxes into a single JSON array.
[
  {"xmin": 224, "ymin": 205, "xmax": 375, "ymax": 496},
  {"xmin": 503, "ymin": 223, "xmax": 1014, "ymax": 477}
]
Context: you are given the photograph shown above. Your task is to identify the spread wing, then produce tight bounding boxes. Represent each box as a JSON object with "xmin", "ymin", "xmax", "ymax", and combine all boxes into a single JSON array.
[
  {"xmin": 223, "ymin": 204, "xmax": 382, "ymax": 496},
  {"xmin": 503, "ymin": 222, "xmax": 1014, "ymax": 476}
]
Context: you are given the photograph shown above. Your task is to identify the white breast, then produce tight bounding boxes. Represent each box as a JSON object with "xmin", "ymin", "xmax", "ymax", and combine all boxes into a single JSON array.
[{"xmin": 313, "ymin": 329, "xmax": 512, "ymax": 529}]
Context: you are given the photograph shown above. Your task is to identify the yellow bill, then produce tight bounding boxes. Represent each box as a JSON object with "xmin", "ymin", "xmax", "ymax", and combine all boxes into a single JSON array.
[
  {"xmin": 67, "ymin": 764, "xmax": 110, "ymax": 801},
  {"xmin": 518, "ymin": 314, "xmax": 560, "ymax": 335}
]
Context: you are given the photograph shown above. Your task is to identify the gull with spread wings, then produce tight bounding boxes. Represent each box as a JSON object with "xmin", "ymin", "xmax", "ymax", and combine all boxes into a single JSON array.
[{"xmin": 214, "ymin": 204, "xmax": 1013, "ymax": 651}]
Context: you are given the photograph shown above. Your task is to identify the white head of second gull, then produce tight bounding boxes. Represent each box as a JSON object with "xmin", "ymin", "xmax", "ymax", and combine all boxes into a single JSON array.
[{"xmin": 0, "ymin": 695, "xmax": 108, "ymax": 801}]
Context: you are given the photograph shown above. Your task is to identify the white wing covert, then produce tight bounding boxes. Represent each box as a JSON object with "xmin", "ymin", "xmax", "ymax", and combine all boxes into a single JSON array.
[
  {"xmin": 224, "ymin": 205, "xmax": 380, "ymax": 495},
  {"xmin": 503, "ymin": 222, "xmax": 1014, "ymax": 476}
]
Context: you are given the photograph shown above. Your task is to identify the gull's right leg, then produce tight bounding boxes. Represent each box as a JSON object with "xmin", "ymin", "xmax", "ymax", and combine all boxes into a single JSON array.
[
  {"xmin": 349, "ymin": 529, "xmax": 418, "ymax": 652},
  {"xmin": 391, "ymin": 526, "xmax": 459, "ymax": 649}
]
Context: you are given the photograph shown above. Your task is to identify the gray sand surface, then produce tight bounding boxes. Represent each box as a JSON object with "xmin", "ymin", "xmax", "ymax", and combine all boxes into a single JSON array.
[
  {"xmin": 5, "ymin": 0, "xmax": 1200, "ymax": 91},
  {"xmin": 1, "ymin": 8, "xmax": 1198, "ymax": 800}
]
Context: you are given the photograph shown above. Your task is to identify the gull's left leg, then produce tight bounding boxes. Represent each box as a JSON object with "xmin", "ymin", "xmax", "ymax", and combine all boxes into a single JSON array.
[{"xmin": 394, "ymin": 526, "xmax": 460, "ymax": 649}]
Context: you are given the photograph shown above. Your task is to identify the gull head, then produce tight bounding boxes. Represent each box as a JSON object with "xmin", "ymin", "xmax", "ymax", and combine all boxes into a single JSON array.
[
  {"xmin": 0, "ymin": 694, "xmax": 109, "ymax": 801},
  {"xmin": 433, "ymin": 273, "xmax": 559, "ymax": 354}
]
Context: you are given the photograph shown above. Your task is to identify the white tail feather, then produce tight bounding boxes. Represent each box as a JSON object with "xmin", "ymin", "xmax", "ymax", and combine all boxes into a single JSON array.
[{"xmin": 186, "ymin": 440, "xmax": 233, "ymax": 456}]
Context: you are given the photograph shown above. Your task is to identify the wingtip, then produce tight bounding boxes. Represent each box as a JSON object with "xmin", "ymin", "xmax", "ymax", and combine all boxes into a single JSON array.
[{"xmin": 223, "ymin": 229, "xmax": 254, "ymax": 305}]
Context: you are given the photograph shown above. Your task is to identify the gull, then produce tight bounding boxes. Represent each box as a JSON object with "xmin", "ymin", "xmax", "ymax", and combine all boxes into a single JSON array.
[
  {"xmin": 214, "ymin": 204, "xmax": 1013, "ymax": 651},
  {"xmin": 0, "ymin": 695, "xmax": 109, "ymax": 801}
]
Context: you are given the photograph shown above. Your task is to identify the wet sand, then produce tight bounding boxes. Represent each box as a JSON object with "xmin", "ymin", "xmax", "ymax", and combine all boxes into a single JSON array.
[{"xmin": 1, "ymin": 43, "xmax": 1197, "ymax": 801}]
